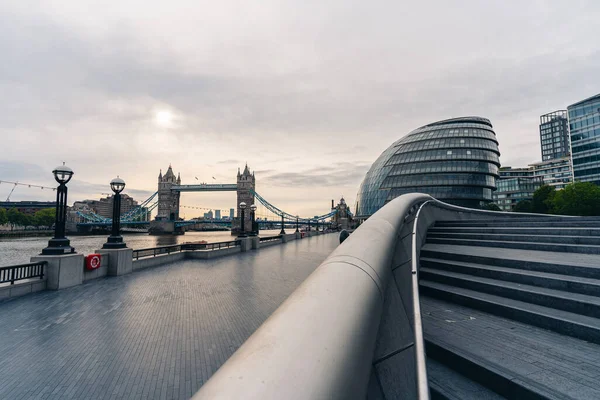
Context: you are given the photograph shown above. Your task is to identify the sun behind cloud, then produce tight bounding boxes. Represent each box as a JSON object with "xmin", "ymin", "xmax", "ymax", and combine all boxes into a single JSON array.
[{"xmin": 154, "ymin": 110, "xmax": 173, "ymax": 127}]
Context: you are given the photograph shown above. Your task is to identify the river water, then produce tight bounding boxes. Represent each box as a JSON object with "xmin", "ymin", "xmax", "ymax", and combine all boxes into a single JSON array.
[{"xmin": 0, "ymin": 230, "xmax": 285, "ymax": 267}]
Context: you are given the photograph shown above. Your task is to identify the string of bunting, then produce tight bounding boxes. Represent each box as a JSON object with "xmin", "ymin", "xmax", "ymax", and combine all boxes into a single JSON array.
[{"xmin": 0, "ymin": 180, "xmax": 56, "ymax": 191}]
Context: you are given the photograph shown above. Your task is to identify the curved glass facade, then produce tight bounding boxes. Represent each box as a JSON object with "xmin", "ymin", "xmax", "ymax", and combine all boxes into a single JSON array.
[{"xmin": 355, "ymin": 117, "xmax": 500, "ymax": 217}]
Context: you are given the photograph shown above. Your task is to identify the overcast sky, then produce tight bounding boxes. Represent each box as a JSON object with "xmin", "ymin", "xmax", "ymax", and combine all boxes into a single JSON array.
[{"xmin": 1, "ymin": 0, "xmax": 599, "ymax": 217}]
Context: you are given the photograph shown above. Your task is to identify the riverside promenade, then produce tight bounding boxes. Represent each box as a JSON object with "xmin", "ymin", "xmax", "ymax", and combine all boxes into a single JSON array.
[{"xmin": 0, "ymin": 234, "xmax": 339, "ymax": 400}]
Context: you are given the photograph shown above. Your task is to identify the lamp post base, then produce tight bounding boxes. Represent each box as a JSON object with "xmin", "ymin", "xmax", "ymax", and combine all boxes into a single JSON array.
[
  {"xmin": 102, "ymin": 235, "xmax": 127, "ymax": 249},
  {"xmin": 41, "ymin": 238, "xmax": 75, "ymax": 255}
]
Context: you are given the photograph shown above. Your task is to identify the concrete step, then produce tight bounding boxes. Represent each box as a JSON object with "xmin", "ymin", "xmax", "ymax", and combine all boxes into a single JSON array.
[
  {"xmin": 420, "ymin": 268, "xmax": 600, "ymax": 318},
  {"xmin": 420, "ymin": 280, "xmax": 600, "ymax": 344},
  {"xmin": 426, "ymin": 237, "xmax": 600, "ymax": 254},
  {"xmin": 420, "ymin": 244, "xmax": 600, "ymax": 279},
  {"xmin": 428, "ymin": 226, "xmax": 600, "ymax": 236},
  {"xmin": 427, "ymin": 232, "xmax": 600, "ymax": 246},
  {"xmin": 426, "ymin": 340, "xmax": 553, "ymax": 400},
  {"xmin": 427, "ymin": 358, "xmax": 506, "ymax": 400},
  {"xmin": 422, "ymin": 296, "xmax": 600, "ymax": 399},
  {"xmin": 434, "ymin": 220, "xmax": 600, "ymax": 228},
  {"xmin": 420, "ymin": 257, "xmax": 600, "ymax": 297}
]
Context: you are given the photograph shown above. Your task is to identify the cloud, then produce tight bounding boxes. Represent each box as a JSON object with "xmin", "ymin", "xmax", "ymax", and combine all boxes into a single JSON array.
[
  {"xmin": 262, "ymin": 162, "xmax": 371, "ymax": 188},
  {"xmin": 1, "ymin": 0, "xmax": 600, "ymax": 215}
]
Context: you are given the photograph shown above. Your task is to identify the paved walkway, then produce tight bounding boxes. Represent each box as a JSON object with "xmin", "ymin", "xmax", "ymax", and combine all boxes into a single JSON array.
[{"xmin": 0, "ymin": 234, "xmax": 339, "ymax": 400}]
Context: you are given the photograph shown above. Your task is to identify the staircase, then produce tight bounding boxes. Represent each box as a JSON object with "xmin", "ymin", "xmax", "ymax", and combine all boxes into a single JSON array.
[{"xmin": 419, "ymin": 217, "xmax": 600, "ymax": 399}]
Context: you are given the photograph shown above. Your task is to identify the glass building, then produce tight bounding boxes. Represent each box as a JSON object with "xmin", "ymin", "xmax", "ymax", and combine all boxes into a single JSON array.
[
  {"xmin": 355, "ymin": 117, "xmax": 500, "ymax": 218},
  {"xmin": 493, "ymin": 167, "xmax": 542, "ymax": 211},
  {"xmin": 568, "ymin": 94, "xmax": 600, "ymax": 185},
  {"xmin": 539, "ymin": 111, "xmax": 569, "ymax": 161},
  {"xmin": 530, "ymin": 156, "xmax": 572, "ymax": 190}
]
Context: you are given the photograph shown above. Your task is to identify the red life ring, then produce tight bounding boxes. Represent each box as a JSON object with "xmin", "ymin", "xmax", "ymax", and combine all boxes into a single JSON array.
[{"xmin": 86, "ymin": 254, "xmax": 102, "ymax": 270}]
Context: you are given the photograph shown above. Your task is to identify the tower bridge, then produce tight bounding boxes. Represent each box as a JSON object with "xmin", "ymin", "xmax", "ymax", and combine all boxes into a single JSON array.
[
  {"xmin": 73, "ymin": 163, "xmax": 346, "ymax": 234},
  {"xmin": 151, "ymin": 164, "xmax": 256, "ymax": 235}
]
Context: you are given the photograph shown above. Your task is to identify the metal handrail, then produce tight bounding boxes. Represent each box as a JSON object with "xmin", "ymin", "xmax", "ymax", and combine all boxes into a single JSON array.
[
  {"xmin": 0, "ymin": 261, "xmax": 46, "ymax": 285},
  {"xmin": 132, "ymin": 240, "xmax": 242, "ymax": 260}
]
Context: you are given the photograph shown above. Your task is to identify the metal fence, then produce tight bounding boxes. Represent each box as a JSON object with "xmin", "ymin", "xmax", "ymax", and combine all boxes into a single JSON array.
[
  {"xmin": 258, "ymin": 235, "xmax": 282, "ymax": 243},
  {"xmin": 132, "ymin": 240, "xmax": 241, "ymax": 260},
  {"xmin": 0, "ymin": 261, "xmax": 46, "ymax": 285}
]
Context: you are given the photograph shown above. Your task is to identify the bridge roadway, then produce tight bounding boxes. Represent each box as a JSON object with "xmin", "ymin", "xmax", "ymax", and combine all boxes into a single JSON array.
[{"xmin": 0, "ymin": 234, "xmax": 340, "ymax": 400}]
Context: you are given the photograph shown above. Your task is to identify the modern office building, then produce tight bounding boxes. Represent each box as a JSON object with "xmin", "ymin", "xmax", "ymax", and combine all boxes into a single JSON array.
[
  {"xmin": 539, "ymin": 110, "xmax": 569, "ymax": 161},
  {"xmin": 204, "ymin": 210, "xmax": 214, "ymax": 220},
  {"xmin": 492, "ymin": 167, "xmax": 542, "ymax": 211},
  {"xmin": 215, "ymin": 210, "xmax": 221, "ymax": 220},
  {"xmin": 530, "ymin": 156, "xmax": 572, "ymax": 190},
  {"xmin": 355, "ymin": 117, "xmax": 500, "ymax": 218},
  {"xmin": 568, "ymin": 93, "xmax": 600, "ymax": 185},
  {"xmin": 230, "ymin": 208, "xmax": 235, "ymax": 219}
]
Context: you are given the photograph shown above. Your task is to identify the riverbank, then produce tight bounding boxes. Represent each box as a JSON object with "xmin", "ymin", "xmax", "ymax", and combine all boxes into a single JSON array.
[{"xmin": 0, "ymin": 230, "xmax": 53, "ymax": 238}]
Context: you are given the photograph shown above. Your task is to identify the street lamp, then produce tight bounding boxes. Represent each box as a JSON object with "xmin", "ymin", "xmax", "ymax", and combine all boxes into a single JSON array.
[
  {"xmin": 239, "ymin": 202, "xmax": 247, "ymax": 237},
  {"xmin": 295, "ymin": 215, "xmax": 299, "ymax": 233},
  {"xmin": 249, "ymin": 204, "xmax": 257, "ymax": 236},
  {"xmin": 102, "ymin": 177, "xmax": 127, "ymax": 249},
  {"xmin": 42, "ymin": 163, "xmax": 75, "ymax": 255},
  {"xmin": 280, "ymin": 213, "xmax": 286, "ymax": 235}
]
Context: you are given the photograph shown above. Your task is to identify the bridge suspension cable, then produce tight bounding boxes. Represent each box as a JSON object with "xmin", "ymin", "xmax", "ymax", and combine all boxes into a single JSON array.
[{"xmin": 251, "ymin": 190, "xmax": 337, "ymax": 222}]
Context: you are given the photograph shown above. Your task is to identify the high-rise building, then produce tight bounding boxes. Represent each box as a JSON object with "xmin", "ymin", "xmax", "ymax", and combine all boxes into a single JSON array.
[
  {"xmin": 230, "ymin": 208, "xmax": 235, "ymax": 219},
  {"xmin": 568, "ymin": 94, "xmax": 600, "ymax": 185},
  {"xmin": 539, "ymin": 111, "xmax": 569, "ymax": 161},
  {"xmin": 215, "ymin": 210, "xmax": 221, "ymax": 220},
  {"xmin": 203, "ymin": 210, "xmax": 214, "ymax": 220}
]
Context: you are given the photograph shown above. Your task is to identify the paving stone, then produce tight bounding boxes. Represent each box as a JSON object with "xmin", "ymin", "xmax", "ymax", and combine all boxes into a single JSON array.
[{"xmin": 0, "ymin": 235, "xmax": 339, "ymax": 399}]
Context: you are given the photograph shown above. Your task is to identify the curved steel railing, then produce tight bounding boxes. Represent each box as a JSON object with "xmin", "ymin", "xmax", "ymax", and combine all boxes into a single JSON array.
[{"xmin": 192, "ymin": 194, "xmax": 563, "ymax": 399}]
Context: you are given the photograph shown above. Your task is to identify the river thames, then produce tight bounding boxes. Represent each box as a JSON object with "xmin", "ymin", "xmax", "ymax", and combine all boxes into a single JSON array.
[{"xmin": 0, "ymin": 230, "xmax": 285, "ymax": 267}]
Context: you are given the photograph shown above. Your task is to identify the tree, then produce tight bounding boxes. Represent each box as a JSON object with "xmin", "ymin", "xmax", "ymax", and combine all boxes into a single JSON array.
[
  {"xmin": 0, "ymin": 208, "xmax": 7, "ymax": 226},
  {"xmin": 513, "ymin": 200, "xmax": 533, "ymax": 213},
  {"xmin": 6, "ymin": 208, "xmax": 20, "ymax": 231},
  {"xmin": 551, "ymin": 182, "xmax": 600, "ymax": 216},
  {"xmin": 482, "ymin": 202, "xmax": 502, "ymax": 211},
  {"xmin": 17, "ymin": 212, "xmax": 32, "ymax": 228},
  {"xmin": 34, "ymin": 208, "xmax": 56, "ymax": 228},
  {"xmin": 531, "ymin": 185, "xmax": 556, "ymax": 214}
]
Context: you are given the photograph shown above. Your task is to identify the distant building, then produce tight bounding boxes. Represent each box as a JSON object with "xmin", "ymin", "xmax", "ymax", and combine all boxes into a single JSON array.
[
  {"xmin": 230, "ymin": 208, "xmax": 234, "ymax": 219},
  {"xmin": 493, "ymin": 167, "xmax": 542, "ymax": 211},
  {"xmin": 331, "ymin": 198, "xmax": 352, "ymax": 229},
  {"xmin": 568, "ymin": 93, "xmax": 600, "ymax": 185},
  {"xmin": 539, "ymin": 110, "xmax": 570, "ymax": 161},
  {"xmin": 76, "ymin": 194, "xmax": 144, "ymax": 219},
  {"xmin": 0, "ymin": 201, "xmax": 55, "ymax": 215},
  {"xmin": 204, "ymin": 210, "xmax": 214, "ymax": 219},
  {"xmin": 215, "ymin": 210, "xmax": 221, "ymax": 220},
  {"xmin": 530, "ymin": 156, "xmax": 572, "ymax": 190}
]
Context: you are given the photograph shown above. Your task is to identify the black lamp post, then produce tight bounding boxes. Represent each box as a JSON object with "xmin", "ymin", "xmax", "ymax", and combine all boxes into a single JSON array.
[
  {"xmin": 250, "ymin": 204, "xmax": 257, "ymax": 236},
  {"xmin": 295, "ymin": 215, "xmax": 299, "ymax": 233},
  {"xmin": 239, "ymin": 202, "xmax": 247, "ymax": 237},
  {"xmin": 280, "ymin": 213, "xmax": 286, "ymax": 235},
  {"xmin": 42, "ymin": 163, "xmax": 75, "ymax": 255},
  {"xmin": 102, "ymin": 177, "xmax": 127, "ymax": 249}
]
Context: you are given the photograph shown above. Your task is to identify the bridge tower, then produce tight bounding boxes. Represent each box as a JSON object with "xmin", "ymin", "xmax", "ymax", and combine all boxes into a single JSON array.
[
  {"xmin": 156, "ymin": 165, "xmax": 181, "ymax": 221},
  {"xmin": 232, "ymin": 164, "xmax": 255, "ymax": 235}
]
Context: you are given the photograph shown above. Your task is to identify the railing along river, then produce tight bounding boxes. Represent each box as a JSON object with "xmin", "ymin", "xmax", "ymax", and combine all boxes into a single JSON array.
[
  {"xmin": 0, "ymin": 261, "xmax": 46, "ymax": 285},
  {"xmin": 132, "ymin": 240, "xmax": 241, "ymax": 260}
]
